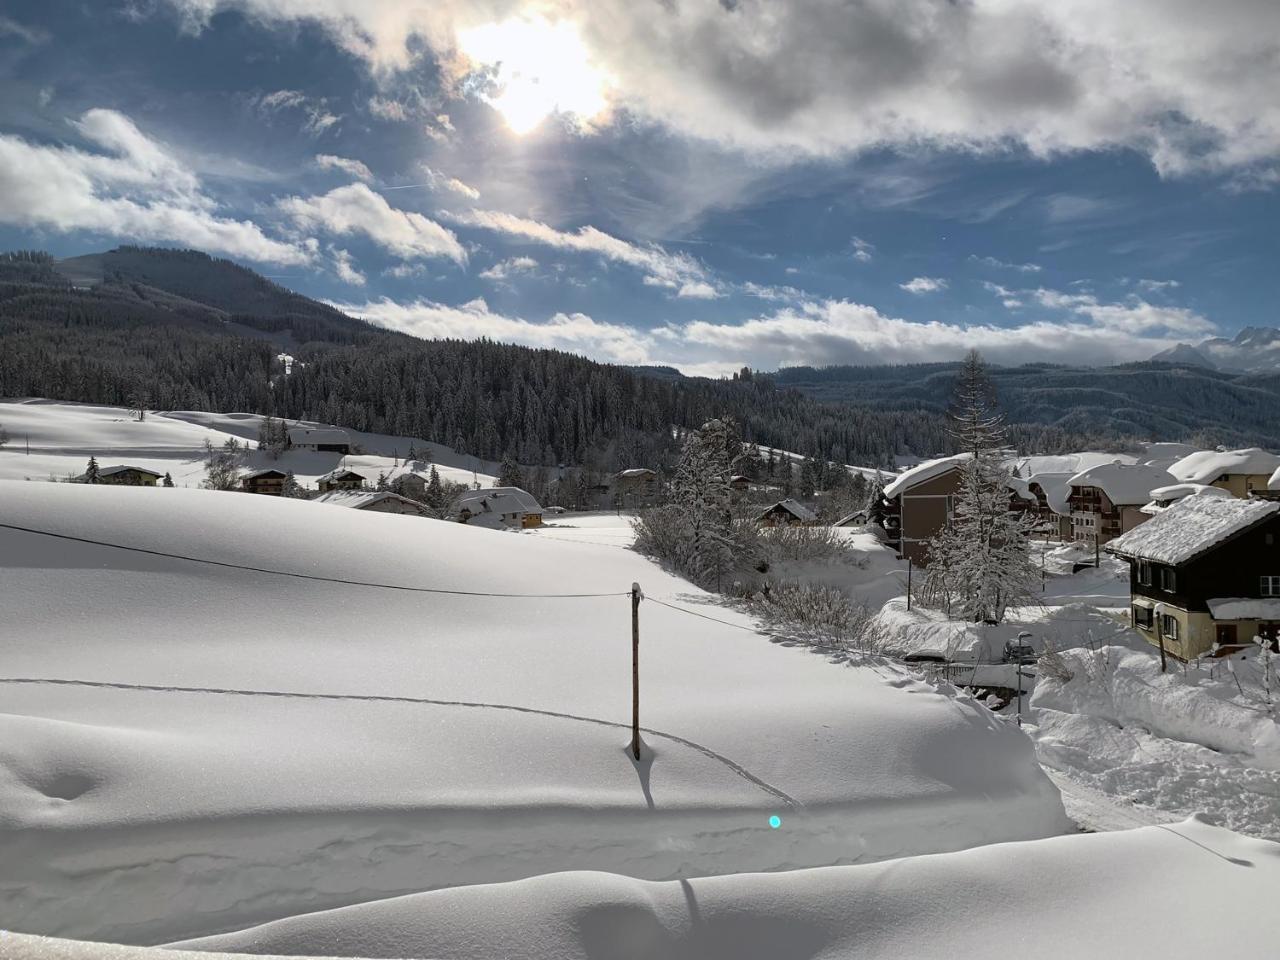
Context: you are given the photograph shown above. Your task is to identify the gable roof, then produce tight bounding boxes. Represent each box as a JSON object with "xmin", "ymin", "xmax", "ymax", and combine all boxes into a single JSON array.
[
  {"xmin": 241, "ymin": 468, "xmax": 289, "ymax": 481},
  {"xmin": 317, "ymin": 468, "xmax": 366, "ymax": 484},
  {"xmin": 78, "ymin": 464, "xmax": 163, "ymax": 480},
  {"xmin": 1168, "ymin": 448, "xmax": 1280, "ymax": 485},
  {"xmin": 615, "ymin": 468, "xmax": 657, "ymax": 479},
  {"xmin": 287, "ymin": 427, "xmax": 350, "ymax": 445},
  {"xmin": 313, "ymin": 490, "xmax": 427, "ymax": 512},
  {"xmin": 757, "ymin": 499, "xmax": 817, "ymax": 522},
  {"xmin": 834, "ymin": 510, "xmax": 868, "ymax": 526},
  {"xmin": 451, "ymin": 486, "xmax": 543, "ymax": 517},
  {"xmin": 882, "ymin": 454, "xmax": 970, "ymax": 499},
  {"xmin": 1106, "ymin": 495, "xmax": 1280, "ymax": 565},
  {"xmin": 1066, "ymin": 462, "xmax": 1175, "ymax": 506}
]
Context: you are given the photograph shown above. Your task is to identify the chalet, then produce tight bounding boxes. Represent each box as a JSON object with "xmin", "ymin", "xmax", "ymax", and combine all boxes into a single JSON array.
[
  {"xmin": 1106, "ymin": 496, "xmax": 1280, "ymax": 660},
  {"xmin": 452, "ymin": 487, "xmax": 544, "ymax": 529},
  {"xmin": 612, "ymin": 468, "xmax": 660, "ymax": 506},
  {"xmin": 241, "ymin": 468, "xmax": 289, "ymax": 496},
  {"xmin": 756, "ymin": 499, "xmax": 816, "ymax": 527},
  {"xmin": 1065, "ymin": 462, "xmax": 1174, "ymax": 545},
  {"xmin": 287, "ymin": 427, "xmax": 352, "ymax": 455},
  {"xmin": 1016, "ymin": 472, "xmax": 1073, "ymax": 539},
  {"xmin": 316, "ymin": 469, "xmax": 366, "ymax": 493},
  {"xmin": 391, "ymin": 471, "xmax": 429, "ymax": 500},
  {"xmin": 312, "ymin": 490, "xmax": 432, "ymax": 517},
  {"xmin": 1167, "ymin": 448, "xmax": 1280, "ymax": 499},
  {"xmin": 75, "ymin": 465, "xmax": 163, "ymax": 486},
  {"xmin": 729, "ymin": 474, "xmax": 751, "ymax": 494},
  {"xmin": 833, "ymin": 509, "xmax": 869, "ymax": 527},
  {"xmin": 879, "ymin": 454, "xmax": 969, "ymax": 565}
]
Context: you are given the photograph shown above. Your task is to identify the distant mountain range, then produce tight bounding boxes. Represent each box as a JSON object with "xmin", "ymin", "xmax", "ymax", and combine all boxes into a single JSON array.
[{"xmin": 1151, "ymin": 327, "xmax": 1280, "ymax": 373}]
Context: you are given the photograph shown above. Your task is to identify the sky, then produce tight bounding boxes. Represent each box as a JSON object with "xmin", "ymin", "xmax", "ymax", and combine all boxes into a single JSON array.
[{"xmin": 1, "ymin": 1, "xmax": 1278, "ymax": 376}]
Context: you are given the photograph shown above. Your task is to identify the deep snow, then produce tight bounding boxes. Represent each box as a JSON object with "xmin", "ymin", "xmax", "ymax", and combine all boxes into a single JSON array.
[{"xmin": 0, "ymin": 480, "xmax": 1069, "ymax": 945}]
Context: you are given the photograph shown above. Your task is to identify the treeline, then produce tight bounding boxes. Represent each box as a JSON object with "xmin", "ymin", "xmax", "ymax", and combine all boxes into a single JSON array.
[{"xmin": 1, "ymin": 245, "xmax": 1126, "ymax": 471}]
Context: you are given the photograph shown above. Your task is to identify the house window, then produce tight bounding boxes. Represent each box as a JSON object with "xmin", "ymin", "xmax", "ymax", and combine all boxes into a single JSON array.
[
  {"xmin": 1262, "ymin": 576, "xmax": 1280, "ymax": 597},
  {"xmin": 1267, "ymin": 534, "xmax": 1276, "ymax": 547},
  {"xmin": 1159, "ymin": 567, "xmax": 1178, "ymax": 592},
  {"xmin": 1137, "ymin": 561, "xmax": 1153, "ymax": 586},
  {"xmin": 1133, "ymin": 605, "xmax": 1153, "ymax": 628},
  {"xmin": 1161, "ymin": 614, "xmax": 1180, "ymax": 641}
]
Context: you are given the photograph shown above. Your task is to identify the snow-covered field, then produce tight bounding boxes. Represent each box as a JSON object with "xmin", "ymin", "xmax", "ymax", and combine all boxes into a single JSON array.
[
  {"xmin": 0, "ymin": 480, "xmax": 1069, "ymax": 946},
  {"xmin": 0, "ymin": 399, "xmax": 496, "ymax": 489}
]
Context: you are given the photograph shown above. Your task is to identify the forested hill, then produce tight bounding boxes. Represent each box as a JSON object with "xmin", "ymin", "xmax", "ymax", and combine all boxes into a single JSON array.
[
  {"xmin": 774, "ymin": 360, "xmax": 1280, "ymax": 450},
  {"xmin": 2, "ymin": 246, "xmax": 1265, "ymax": 471}
]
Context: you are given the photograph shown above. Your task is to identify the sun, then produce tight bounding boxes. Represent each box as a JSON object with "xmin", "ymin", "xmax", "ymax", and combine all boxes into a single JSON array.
[{"xmin": 456, "ymin": 17, "xmax": 610, "ymax": 134}]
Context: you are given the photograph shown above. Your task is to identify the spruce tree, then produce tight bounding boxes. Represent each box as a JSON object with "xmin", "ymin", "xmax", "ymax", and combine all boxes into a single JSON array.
[
  {"xmin": 497, "ymin": 452, "xmax": 523, "ymax": 489},
  {"xmin": 426, "ymin": 466, "xmax": 444, "ymax": 507},
  {"xmin": 162, "ymin": 472, "xmax": 174, "ymax": 487},
  {"xmin": 921, "ymin": 350, "xmax": 1039, "ymax": 624},
  {"xmin": 670, "ymin": 417, "xmax": 741, "ymax": 588},
  {"xmin": 84, "ymin": 456, "xmax": 100, "ymax": 484}
]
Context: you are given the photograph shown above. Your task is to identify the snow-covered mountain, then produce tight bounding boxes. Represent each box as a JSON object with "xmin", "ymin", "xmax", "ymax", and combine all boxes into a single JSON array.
[{"xmin": 1153, "ymin": 326, "xmax": 1280, "ymax": 372}]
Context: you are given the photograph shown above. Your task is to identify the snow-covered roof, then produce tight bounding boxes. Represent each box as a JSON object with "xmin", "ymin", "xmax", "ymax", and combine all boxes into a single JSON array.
[
  {"xmin": 1168, "ymin": 448, "xmax": 1280, "ymax": 485},
  {"xmin": 1137, "ymin": 442, "xmax": 1200, "ymax": 467},
  {"xmin": 615, "ymin": 468, "xmax": 656, "ymax": 479},
  {"xmin": 241, "ymin": 468, "xmax": 288, "ymax": 480},
  {"xmin": 1067, "ymin": 462, "xmax": 1175, "ymax": 506},
  {"xmin": 451, "ymin": 486, "xmax": 543, "ymax": 517},
  {"xmin": 883, "ymin": 454, "xmax": 970, "ymax": 499},
  {"xmin": 758, "ymin": 499, "xmax": 817, "ymax": 522},
  {"xmin": 287, "ymin": 427, "xmax": 350, "ymax": 445},
  {"xmin": 1206, "ymin": 598, "xmax": 1280, "ymax": 621},
  {"xmin": 834, "ymin": 510, "xmax": 868, "ymax": 526},
  {"xmin": 1270, "ymin": 465, "xmax": 1280, "ymax": 492},
  {"xmin": 1141, "ymin": 483, "xmax": 1232, "ymax": 514},
  {"xmin": 1023, "ymin": 472, "xmax": 1075, "ymax": 515},
  {"xmin": 1106, "ymin": 495, "xmax": 1280, "ymax": 564},
  {"xmin": 317, "ymin": 468, "xmax": 366, "ymax": 484},
  {"xmin": 313, "ymin": 490, "xmax": 425, "ymax": 512},
  {"xmin": 82, "ymin": 464, "xmax": 163, "ymax": 479},
  {"xmin": 1013, "ymin": 452, "xmax": 1135, "ymax": 477}
]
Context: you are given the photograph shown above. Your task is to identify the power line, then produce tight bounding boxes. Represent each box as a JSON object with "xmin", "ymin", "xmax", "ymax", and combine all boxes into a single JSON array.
[{"xmin": 0, "ymin": 522, "xmax": 630, "ymax": 599}]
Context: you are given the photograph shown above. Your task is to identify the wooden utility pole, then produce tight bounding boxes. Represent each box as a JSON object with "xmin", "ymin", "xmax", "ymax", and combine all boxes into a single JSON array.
[
  {"xmin": 906, "ymin": 556, "xmax": 913, "ymax": 611},
  {"xmin": 631, "ymin": 582, "xmax": 642, "ymax": 760}
]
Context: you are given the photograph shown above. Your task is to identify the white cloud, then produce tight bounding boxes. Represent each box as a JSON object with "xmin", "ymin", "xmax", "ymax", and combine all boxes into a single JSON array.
[
  {"xmin": 1136, "ymin": 278, "xmax": 1181, "ymax": 293},
  {"xmin": 0, "ymin": 108, "xmax": 310, "ymax": 265},
  {"xmin": 315, "ymin": 154, "xmax": 374, "ymax": 182},
  {"xmin": 444, "ymin": 207, "xmax": 710, "ymax": 292},
  {"xmin": 478, "ymin": 255, "xmax": 538, "ymax": 281},
  {"xmin": 367, "ymin": 96, "xmax": 409, "ymax": 121},
  {"xmin": 420, "ymin": 165, "xmax": 480, "ymax": 199},
  {"xmin": 330, "ymin": 247, "xmax": 366, "ymax": 285},
  {"xmin": 253, "ymin": 88, "xmax": 341, "ymax": 137},
  {"xmin": 900, "ymin": 276, "xmax": 948, "ymax": 294},
  {"xmin": 969, "ymin": 254, "xmax": 1041, "ymax": 273},
  {"xmin": 277, "ymin": 183, "xmax": 466, "ymax": 263},
  {"xmin": 168, "ymin": 1, "xmax": 1280, "ymax": 180},
  {"xmin": 335, "ymin": 296, "xmax": 655, "ymax": 365},
  {"xmin": 0, "ymin": 15, "xmax": 48, "ymax": 43},
  {"xmin": 851, "ymin": 237, "xmax": 874, "ymax": 263},
  {"xmin": 676, "ymin": 280, "xmax": 721, "ymax": 299},
  {"xmin": 982, "ymin": 281, "xmax": 1024, "ymax": 309}
]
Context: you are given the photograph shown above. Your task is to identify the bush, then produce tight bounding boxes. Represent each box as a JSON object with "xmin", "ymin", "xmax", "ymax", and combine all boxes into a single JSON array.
[
  {"xmin": 751, "ymin": 580, "xmax": 883, "ymax": 653},
  {"xmin": 757, "ymin": 524, "xmax": 852, "ymax": 562}
]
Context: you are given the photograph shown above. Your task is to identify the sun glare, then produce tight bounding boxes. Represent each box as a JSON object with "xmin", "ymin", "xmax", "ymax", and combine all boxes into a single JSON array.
[{"xmin": 457, "ymin": 17, "xmax": 610, "ymax": 134}]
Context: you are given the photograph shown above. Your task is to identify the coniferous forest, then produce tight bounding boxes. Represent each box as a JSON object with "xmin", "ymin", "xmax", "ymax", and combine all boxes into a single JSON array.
[{"xmin": 3, "ymin": 247, "xmax": 1276, "ymax": 473}]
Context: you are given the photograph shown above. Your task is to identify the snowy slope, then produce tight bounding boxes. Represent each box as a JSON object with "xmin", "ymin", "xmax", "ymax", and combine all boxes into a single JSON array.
[
  {"xmin": 0, "ymin": 399, "xmax": 495, "ymax": 489},
  {"xmin": 0, "ymin": 481, "xmax": 1069, "ymax": 945},
  {"xmin": 165, "ymin": 819, "xmax": 1277, "ymax": 960}
]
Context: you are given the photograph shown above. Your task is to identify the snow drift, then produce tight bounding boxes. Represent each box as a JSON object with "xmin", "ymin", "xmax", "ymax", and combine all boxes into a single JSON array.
[{"xmin": 0, "ymin": 480, "xmax": 1069, "ymax": 944}]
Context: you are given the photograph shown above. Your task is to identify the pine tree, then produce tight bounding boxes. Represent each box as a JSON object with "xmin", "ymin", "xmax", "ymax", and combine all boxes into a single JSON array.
[
  {"xmin": 497, "ymin": 452, "xmax": 523, "ymax": 489},
  {"xmin": 0, "ymin": 423, "xmax": 8, "ymax": 449},
  {"xmin": 282, "ymin": 471, "xmax": 308, "ymax": 498},
  {"xmin": 866, "ymin": 471, "xmax": 887, "ymax": 525},
  {"xmin": 84, "ymin": 456, "xmax": 100, "ymax": 484},
  {"xmin": 376, "ymin": 471, "xmax": 389, "ymax": 491},
  {"xmin": 670, "ymin": 417, "xmax": 741, "ymax": 588},
  {"xmin": 425, "ymin": 466, "xmax": 444, "ymax": 507},
  {"xmin": 162, "ymin": 472, "xmax": 174, "ymax": 487},
  {"xmin": 921, "ymin": 350, "xmax": 1039, "ymax": 624}
]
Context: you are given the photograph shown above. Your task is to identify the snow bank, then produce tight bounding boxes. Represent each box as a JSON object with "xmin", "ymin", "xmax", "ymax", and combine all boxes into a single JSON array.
[
  {"xmin": 1032, "ymin": 646, "xmax": 1280, "ymax": 839},
  {"xmin": 163, "ymin": 820, "xmax": 1279, "ymax": 959},
  {"xmin": 0, "ymin": 481, "xmax": 1069, "ymax": 944}
]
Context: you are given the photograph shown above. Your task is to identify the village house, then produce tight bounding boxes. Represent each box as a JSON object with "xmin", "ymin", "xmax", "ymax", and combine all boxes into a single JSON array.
[
  {"xmin": 1141, "ymin": 483, "xmax": 1232, "ymax": 515},
  {"xmin": 1065, "ymin": 462, "xmax": 1175, "ymax": 545},
  {"xmin": 74, "ymin": 465, "xmax": 163, "ymax": 486},
  {"xmin": 316, "ymin": 469, "xmax": 366, "ymax": 493},
  {"xmin": 611, "ymin": 468, "xmax": 660, "ymax": 507},
  {"xmin": 756, "ymin": 499, "xmax": 817, "ymax": 527},
  {"xmin": 312, "ymin": 489, "xmax": 433, "ymax": 518},
  {"xmin": 241, "ymin": 468, "xmax": 289, "ymax": 496},
  {"xmin": 390, "ymin": 471, "xmax": 429, "ymax": 500},
  {"xmin": 1019, "ymin": 473, "xmax": 1074, "ymax": 540},
  {"xmin": 1106, "ymin": 495, "xmax": 1280, "ymax": 660},
  {"xmin": 287, "ymin": 427, "xmax": 352, "ymax": 455},
  {"xmin": 729, "ymin": 474, "xmax": 751, "ymax": 494},
  {"xmin": 879, "ymin": 454, "xmax": 969, "ymax": 565},
  {"xmin": 452, "ymin": 487, "xmax": 544, "ymax": 529},
  {"xmin": 1167, "ymin": 448, "xmax": 1280, "ymax": 499},
  {"xmin": 833, "ymin": 509, "xmax": 869, "ymax": 527}
]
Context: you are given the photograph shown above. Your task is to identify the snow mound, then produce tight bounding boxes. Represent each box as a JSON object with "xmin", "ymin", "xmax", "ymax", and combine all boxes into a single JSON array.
[
  {"xmin": 167, "ymin": 820, "xmax": 1280, "ymax": 960},
  {"xmin": 0, "ymin": 481, "xmax": 1069, "ymax": 944}
]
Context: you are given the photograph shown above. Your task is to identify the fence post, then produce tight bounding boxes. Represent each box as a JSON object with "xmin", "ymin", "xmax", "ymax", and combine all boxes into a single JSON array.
[{"xmin": 631, "ymin": 582, "xmax": 641, "ymax": 760}]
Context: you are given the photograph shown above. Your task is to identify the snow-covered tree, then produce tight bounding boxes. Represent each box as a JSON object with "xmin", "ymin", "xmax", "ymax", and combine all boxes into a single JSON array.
[
  {"xmin": 497, "ymin": 452, "xmax": 523, "ymax": 489},
  {"xmin": 921, "ymin": 350, "xmax": 1039, "ymax": 624},
  {"xmin": 162, "ymin": 471, "xmax": 174, "ymax": 488},
  {"xmin": 201, "ymin": 438, "xmax": 243, "ymax": 491},
  {"xmin": 425, "ymin": 466, "xmax": 444, "ymax": 508},
  {"xmin": 257, "ymin": 416, "xmax": 289, "ymax": 458},
  {"xmin": 865, "ymin": 471, "xmax": 887, "ymax": 526},
  {"xmin": 376, "ymin": 471, "xmax": 389, "ymax": 491},
  {"xmin": 282, "ymin": 471, "xmax": 309, "ymax": 499},
  {"xmin": 83, "ymin": 456, "xmax": 100, "ymax": 484},
  {"xmin": 0, "ymin": 423, "xmax": 9, "ymax": 449}
]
